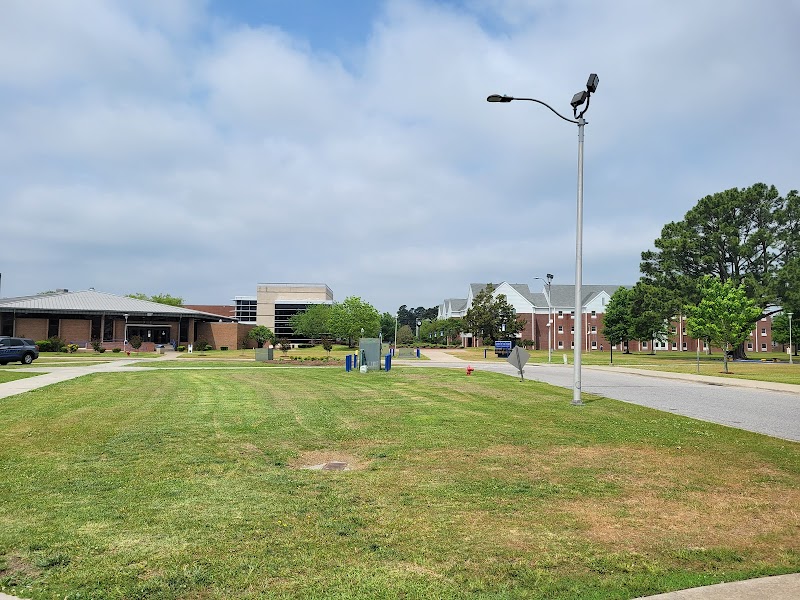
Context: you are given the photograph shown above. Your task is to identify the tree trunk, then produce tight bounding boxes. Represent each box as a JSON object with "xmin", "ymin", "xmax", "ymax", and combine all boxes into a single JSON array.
[{"xmin": 731, "ymin": 341, "xmax": 748, "ymax": 360}]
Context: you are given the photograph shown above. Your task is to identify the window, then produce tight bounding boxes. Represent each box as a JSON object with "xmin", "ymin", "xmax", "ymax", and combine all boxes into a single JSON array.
[
  {"xmin": 557, "ymin": 341, "xmax": 563, "ymax": 349},
  {"xmin": 682, "ymin": 328, "xmax": 686, "ymax": 335},
  {"xmin": 179, "ymin": 319, "xmax": 189, "ymax": 343},
  {"xmin": 671, "ymin": 327, "xmax": 677, "ymax": 334},
  {"xmin": 557, "ymin": 310, "xmax": 563, "ymax": 318},
  {"xmin": 682, "ymin": 342, "xmax": 687, "ymax": 350},
  {"xmin": 747, "ymin": 343, "xmax": 753, "ymax": 350},
  {"xmin": 591, "ymin": 310, "xmax": 596, "ymax": 317},
  {"xmin": 762, "ymin": 328, "xmax": 767, "ymax": 335},
  {"xmin": 235, "ymin": 298, "xmax": 257, "ymax": 323},
  {"xmin": 91, "ymin": 316, "xmax": 101, "ymax": 341},
  {"xmin": 570, "ymin": 310, "xmax": 575, "ymax": 316},
  {"xmin": 570, "ymin": 341, "xmax": 574, "ymax": 349},
  {"xmin": 48, "ymin": 318, "xmax": 59, "ymax": 338},
  {"xmin": 558, "ymin": 325, "xmax": 563, "ymax": 333},
  {"xmin": 591, "ymin": 341, "xmax": 597, "ymax": 348},
  {"xmin": 762, "ymin": 343, "xmax": 767, "ymax": 351},
  {"xmin": 642, "ymin": 341, "xmax": 648, "ymax": 349},
  {"xmin": 103, "ymin": 318, "xmax": 114, "ymax": 342},
  {"xmin": 590, "ymin": 326, "xmax": 597, "ymax": 333},
  {"xmin": 570, "ymin": 326, "xmax": 574, "ymax": 333},
  {"xmin": 672, "ymin": 342, "xmax": 677, "ymax": 349}
]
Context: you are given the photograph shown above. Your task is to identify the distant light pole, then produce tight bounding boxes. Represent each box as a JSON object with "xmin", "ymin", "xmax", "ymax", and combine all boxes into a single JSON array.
[
  {"xmin": 789, "ymin": 312, "xmax": 794, "ymax": 365},
  {"xmin": 123, "ymin": 313, "xmax": 129, "ymax": 352},
  {"xmin": 488, "ymin": 74, "xmax": 599, "ymax": 406},
  {"xmin": 534, "ymin": 274, "xmax": 554, "ymax": 362},
  {"xmin": 394, "ymin": 313, "xmax": 398, "ymax": 355},
  {"xmin": 416, "ymin": 319, "xmax": 421, "ymax": 339}
]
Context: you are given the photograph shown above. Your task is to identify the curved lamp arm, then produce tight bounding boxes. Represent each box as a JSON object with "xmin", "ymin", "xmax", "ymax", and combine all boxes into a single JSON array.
[{"xmin": 487, "ymin": 95, "xmax": 579, "ymax": 124}]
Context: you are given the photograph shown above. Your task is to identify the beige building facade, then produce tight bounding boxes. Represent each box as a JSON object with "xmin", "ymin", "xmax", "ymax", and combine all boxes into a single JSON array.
[{"xmin": 256, "ymin": 283, "xmax": 334, "ymax": 341}]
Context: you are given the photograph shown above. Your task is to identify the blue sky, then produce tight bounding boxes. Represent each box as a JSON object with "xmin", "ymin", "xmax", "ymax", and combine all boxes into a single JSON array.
[{"xmin": 2, "ymin": 0, "xmax": 799, "ymax": 313}]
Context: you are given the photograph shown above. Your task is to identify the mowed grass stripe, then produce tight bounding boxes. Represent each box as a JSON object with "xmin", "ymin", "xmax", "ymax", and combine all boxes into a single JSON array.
[{"xmin": 0, "ymin": 368, "xmax": 798, "ymax": 599}]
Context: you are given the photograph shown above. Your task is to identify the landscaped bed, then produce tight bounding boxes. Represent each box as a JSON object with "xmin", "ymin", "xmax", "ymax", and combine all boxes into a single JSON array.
[{"xmin": 1, "ymin": 367, "xmax": 797, "ymax": 599}]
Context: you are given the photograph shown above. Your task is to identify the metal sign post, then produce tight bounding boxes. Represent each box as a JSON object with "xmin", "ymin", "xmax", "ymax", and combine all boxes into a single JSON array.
[{"xmin": 506, "ymin": 346, "xmax": 530, "ymax": 381}]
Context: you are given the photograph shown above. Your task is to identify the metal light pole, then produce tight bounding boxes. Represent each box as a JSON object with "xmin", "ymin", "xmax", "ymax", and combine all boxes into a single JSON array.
[
  {"xmin": 416, "ymin": 319, "xmax": 421, "ymax": 339},
  {"xmin": 534, "ymin": 274, "xmax": 554, "ymax": 363},
  {"xmin": 488, "ymin": 74, "xmax": 598, "ymax": 406},
  {"xmin": 394, "ymin": 313, "xmax": 398, "ymax": 356},
  {"xmin": 789, "ymin": 312, "xmax": 793, "ymax": 365},
  {"xmin": 123, "ymin": 313, "xmax": 129, "ymax": 353}
]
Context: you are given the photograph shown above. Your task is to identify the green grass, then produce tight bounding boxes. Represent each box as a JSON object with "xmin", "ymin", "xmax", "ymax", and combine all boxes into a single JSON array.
[
  {"xmin": 1, "ymin": 368, "xmax": 798, "ymax": 599},
  {"xmin": 0, "ymin": 371, "xmax": 40, "ymax": 384}
]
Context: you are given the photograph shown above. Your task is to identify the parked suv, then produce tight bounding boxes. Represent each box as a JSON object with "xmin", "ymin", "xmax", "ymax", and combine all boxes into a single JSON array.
[{"xmin": 0, "ymin": 336, "xmax": 40, "ymax": 365}]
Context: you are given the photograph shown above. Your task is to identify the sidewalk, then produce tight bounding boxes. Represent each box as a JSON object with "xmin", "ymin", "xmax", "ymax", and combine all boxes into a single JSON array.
[
  {"xmin": 633, "ymin": 573, "xmax": 800, "ymax": 599},
  {"xmin": 0, "ymin": 351, "xmax": 182, "ymax": 400}
]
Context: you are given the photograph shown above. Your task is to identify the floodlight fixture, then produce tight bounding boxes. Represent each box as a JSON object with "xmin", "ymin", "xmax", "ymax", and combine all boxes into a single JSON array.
[
  {"xmin": 546, "ymin": 273, "xmax": 554, "ymax": 282},
  {"xmin": 487, "ymin": 94, "xmax": 513, "ymax": 103},
  {"xmin": 570, "ymin": 90, "xmax": 588, "ymax": 109},
  {"xmin": 586, "ymin": 73, "xmax": 599, "ymax": 93}
]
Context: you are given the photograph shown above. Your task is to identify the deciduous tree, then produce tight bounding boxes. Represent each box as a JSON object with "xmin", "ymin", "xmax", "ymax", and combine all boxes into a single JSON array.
[
  {"xmin": 246, "ymin": 326, "xmax": 275, "ymax": 348},
  {"xmin": 602, "ymin": 287, "xmax": 633, "ymax": 361},
  {"xmin": 328, "ymin": 296, "xmax": 380, "ymax": 347},
  {"xmin": 686, "ymin": 277, "xmax": 762, "ymax": 373},
  {"xmin": 289, "ymin": 304, "xmax": 331, "ymax": 342}
]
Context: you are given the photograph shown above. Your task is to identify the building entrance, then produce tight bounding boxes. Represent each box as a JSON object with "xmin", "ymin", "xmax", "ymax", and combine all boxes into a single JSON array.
[{"xmin": 127, "ymin": 326, "xmax": 171, "ymax": 345}]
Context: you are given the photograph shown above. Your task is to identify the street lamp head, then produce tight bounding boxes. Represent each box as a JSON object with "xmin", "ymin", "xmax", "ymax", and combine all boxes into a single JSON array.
[
  {"xmin": 487, "ymin": 94, "xmax": 513, "ymax": 103},
  {"xmin": 570, "ymin": 90, "xmax": 588, "ymax": 109},
  {"xmin": 586, "ymin": 73, "xmax": 599, "ymax": 93},
  {"xmin": 546, "ymin": 273, "xmax": 554, "ymax": 282}
]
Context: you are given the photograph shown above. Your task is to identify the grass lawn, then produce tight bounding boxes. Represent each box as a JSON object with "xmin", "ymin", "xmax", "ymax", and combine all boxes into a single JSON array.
[
  {"xmin": 0, "ymin": 371, "xmax": 40, "ymax": 384},
  {"xmin": 1, "ymin": 367, "xmax": 798, "ymax": 599}
]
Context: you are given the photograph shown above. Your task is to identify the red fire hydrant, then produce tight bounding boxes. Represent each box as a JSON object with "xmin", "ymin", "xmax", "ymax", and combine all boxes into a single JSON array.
[{"xmin": 466, "ymin": 365, "xmax": 474, "ymax": 376}]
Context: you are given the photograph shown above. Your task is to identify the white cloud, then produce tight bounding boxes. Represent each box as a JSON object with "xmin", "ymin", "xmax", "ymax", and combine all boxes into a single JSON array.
[{"xmin": 1, "ymin": 0, "xmax": 798, "ymax": 312}]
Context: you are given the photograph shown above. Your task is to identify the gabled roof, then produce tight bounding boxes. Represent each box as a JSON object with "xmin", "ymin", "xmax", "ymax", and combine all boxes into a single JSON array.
[
  {"xmin": 0, "ymin": 290, "xmax": 233, "ymax": 320},
  {"xmin": 548, "ymin": 284, "xmax": 628, "ymax": 308},
  {"xmin": 444, "ymin": 298, "xmax": 468, "ymax": 312}
]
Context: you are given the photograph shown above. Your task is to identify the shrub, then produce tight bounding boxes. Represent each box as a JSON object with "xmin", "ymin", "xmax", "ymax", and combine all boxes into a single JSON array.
[
  {"xmin": 277, "ymin": 338, "xmax": 291, "ymax": 354},
  {"xmin": 177, "ymin": 345, "xmax": 186, "ymax": 352},
  {"xmin": 36, "ymin": 340, "xmax": 52, "ymax": 352},
  {"xmin": 112, "ymin": 348, "xmax": 121, "ymax": 353},
  {"xmin": 66, "ymin": 344, "xmax": 79, "ymax": 353},
  {"xmin": 129, "ymin": 335, "xmax": 143, "ymax": 350},
  {"xmin": 48, "ymin": 336, "xmax": 66, "ymax": 352},
  {"xmin": 90, "ymin": 338, "xmax": 103, "ymax": 352},
  {"xmin": 195, "ymin": 340, "xmax": 212, "ymax": 352}
]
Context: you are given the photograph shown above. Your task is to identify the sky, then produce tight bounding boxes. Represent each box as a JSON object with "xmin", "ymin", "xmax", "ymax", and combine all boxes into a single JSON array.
[{"xmin": 2, "ymin": 0, "xmax": 799, "ymax": 314}]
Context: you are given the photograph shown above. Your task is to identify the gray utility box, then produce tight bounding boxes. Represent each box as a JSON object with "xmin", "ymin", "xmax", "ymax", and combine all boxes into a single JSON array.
[{"xmin": 255, "ymin": 347, "xmax": 274, "ymax": 361}]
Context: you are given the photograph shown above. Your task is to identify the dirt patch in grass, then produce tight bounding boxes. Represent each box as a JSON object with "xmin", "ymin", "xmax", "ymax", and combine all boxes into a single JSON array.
[
  {"xmin": 0, "ymin": 554, "xmax": 42, "ymax": 578},
  {"xmin": 289, "ymin": 450, "xmax": 370, "ymax": 471},
  {"xmin": 551, "ymin": 446, "xmax": 800, "ymax": 555}
]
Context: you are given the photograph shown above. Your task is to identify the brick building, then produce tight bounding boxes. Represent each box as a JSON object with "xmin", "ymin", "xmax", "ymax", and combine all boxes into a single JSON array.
[
  {"xmin": 438, "ymin": 282, "xmax": 776, "ymax": 354},
  {"xmin": 0, "ymin": 289, "xmax": 250, "ymax": 351}
]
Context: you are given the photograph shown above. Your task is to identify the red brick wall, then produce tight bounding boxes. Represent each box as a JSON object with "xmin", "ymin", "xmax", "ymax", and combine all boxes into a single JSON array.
[
  {"xmin": 61, "ymin": 319, "xmax": 91, "ymax": 346},
  {"xmin": 196, "ymin": 323, "xmax": 255, "ymax": 350},
  {"xmin": 15, "ymin": 318, "xmax": 48, "ymax": 341}
]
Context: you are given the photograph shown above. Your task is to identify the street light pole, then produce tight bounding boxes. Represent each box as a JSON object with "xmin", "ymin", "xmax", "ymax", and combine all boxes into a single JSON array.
[
  {"xmin": 534, "ymin": 274, "xmax": 554, "ymax": 363},
  {"xmin": 789, "ymin": 312, "xmax": 794, "ymax": 365},
  {"xmin": 488, "ymin": 74, "xmax": 598, "ymax": 406},
  {"xmin": 394, "ymin": 312, "xmax": 398, "ymax": 356}
]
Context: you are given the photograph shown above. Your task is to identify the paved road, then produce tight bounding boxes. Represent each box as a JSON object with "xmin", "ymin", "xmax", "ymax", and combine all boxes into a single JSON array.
[{"xmin": 404, "ymin": 350, "xmax": 800, "ymax": 442}]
